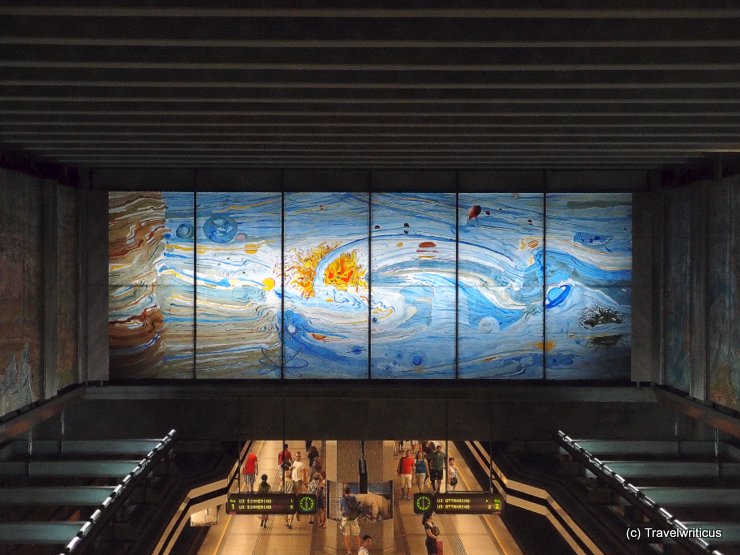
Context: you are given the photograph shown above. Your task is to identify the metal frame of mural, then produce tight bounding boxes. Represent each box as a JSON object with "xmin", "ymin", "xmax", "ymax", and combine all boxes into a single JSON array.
[{"xmin": 108, "ymin": 191, "xmax": 633, "ymax": 380}]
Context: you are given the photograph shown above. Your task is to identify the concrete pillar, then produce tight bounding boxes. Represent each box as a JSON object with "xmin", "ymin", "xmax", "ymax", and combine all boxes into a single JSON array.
[{"xmin": 321, "ymin": 440, "xmax": 395, "ymax": 554}]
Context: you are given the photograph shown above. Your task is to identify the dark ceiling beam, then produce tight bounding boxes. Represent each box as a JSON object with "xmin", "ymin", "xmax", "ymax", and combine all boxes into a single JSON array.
[
  {"xmin": 4, "ymin": 88, "xmax": 740, "ymax": 102},
  {"xmin": 12, "ymin": 135, "xmax": 740, "ymax": 143},
  {"xmin": 3, "ymin": 68, "xmax": 739, "ymax": 87},
  {"xmin": 1, "ymin": 1, "xmax": 740, "ymax": 19},
  {"xmin": 24, "ymin": 139, "xmax": 740, "ymax": 148},
  {"xmin": 2, "ymin": 45, "xmax": 740, "ymax": 68},
  {"xmin": 4, "ymin": 106, "xmax": 740, "ymax": 116},
  {"xmin": 4, "ymin": 126, "xmax": 737, "ymax": 135},
  {"xmin": 1, "ymin": 17, "xmax": 739, "ymax": 45},
  {"xmin": 0, "ymin": 113, "xmax": 740, "ymax": 127},
  {"xmin": 34, "ymin": 144, "xmax": 706, "ymax": 156}
]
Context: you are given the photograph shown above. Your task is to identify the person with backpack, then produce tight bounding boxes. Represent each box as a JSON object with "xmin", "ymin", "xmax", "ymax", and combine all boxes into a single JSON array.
[
  {"xmin": 257, "ymin": 474, "xmax": 270, "ymax": 528},
  {"xmin": 339, "ymin": 486, "xmax": 361, "ymax": 555}
]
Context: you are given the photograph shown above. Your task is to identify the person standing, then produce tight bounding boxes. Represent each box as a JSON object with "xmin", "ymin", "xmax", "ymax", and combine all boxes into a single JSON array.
[
  {"xmin": 414, "ymin": 450, "xmax": 430, "ymax": 493},
  {"xmin": 283, "ymin": 473, "xmax": 296, "ymax": 529},
  {"xmin": 358, "ymin": 534, "xmax": 373, "ymax": 555},
  {"xmin": 447, "ymin": 457, "xmax": 459, "ymax": 492},
  {"xmin": 422, "ymin": 510, "xmax": 440, "ymax": 554},
  {"xmin": 316, "ymin": 475, "xmax": 327, "ymax": 528},
  {"xmin": 340, "ymin": 486, "xmax": 361, "ymax": 555},
  {"xmin": 257, "ymin": 474, "xmax": 270, "ymax": 528},
  {"xmin": 397, "ymin": 449, "xmax": 415, "ymax": 500},
  {"xmin": 429, "ymin": 444, "xmax": 447, "ymax": 493},
  {"xmin": 242, "ymin": 450, "xmax": 258, "ymax": 493},
  {"xmin": 307, "ymin": 472, "xmax": 322, "ymax": 525},
  {"xmin": 307, "ymin": 444, "xmax": 320, "ymax": 470}
]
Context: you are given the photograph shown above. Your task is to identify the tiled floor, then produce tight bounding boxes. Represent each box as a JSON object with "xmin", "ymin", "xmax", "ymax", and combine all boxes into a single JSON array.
[{"xmin": 199, "ymin": 440, "xmax": 520, "ymax": 555}]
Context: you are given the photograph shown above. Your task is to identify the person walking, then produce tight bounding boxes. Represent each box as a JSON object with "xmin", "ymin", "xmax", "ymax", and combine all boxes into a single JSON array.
[
  {"xmin": 241, "ymin": 450, "xmax": 258, "ymax": 493},
  {"xmin": 414, "ymin": 450, "xmax": 430, "ymax": 493},
  {"xmin": 340, "ymin": 486, "xmax": 362, "ymax": 555},
  {"xmin": 397, "ymin": 449, "xmax": 415, "ymax": 500},
  {"xmin": 429, "ymin": 444, "xmax": 447, "ymax": 493},
  {"xmin": 257, "ymin": 474, "xmax": 270, "ymax": 528}
]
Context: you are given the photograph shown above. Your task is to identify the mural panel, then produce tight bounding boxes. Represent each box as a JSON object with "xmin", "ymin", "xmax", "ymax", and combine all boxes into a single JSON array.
[
  {"xmin": 371, "ymin": 193, "xmax": 456, "ymax": 378},
  {"xmin": 0, "ymin": 181, "xmax": 42, "ymax": 415},
  {"xmin": 195, "ymin": 193, "xmax": 281, "ymax": 378},
  {"xmin": 663, "ymin": 189, "xmax": 692, "ymax": 392},
  {"xmin": 109, "ymin": 192, "xmax": 194, "ymax": 378},
  {"xmin": 545, "ymin": 193, "xmax": 632, "ymax": 379},
  {"xmin": 284, "ymin": 193, "xmax": 369, "ymax": 379},
  {"xmin": 57, "ymin": 186, "xmax": 78, "ymax": 389},
  {"xmin": 458, "ymin": 194, "xmax": 544, "ymax": 378},
  {"xmin": 708, "ymin": 182, "xmax": 739, "ymax": 410}
]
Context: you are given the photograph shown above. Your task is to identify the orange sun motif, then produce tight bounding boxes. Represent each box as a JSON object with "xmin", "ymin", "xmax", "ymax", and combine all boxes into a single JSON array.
[
  {"xmin": 287, "ymin": 243, "xmax": 367, "ymax": 298},
  {"xmin": 324, "ymin": 250, "xmax": 367, "ymax": 292}
]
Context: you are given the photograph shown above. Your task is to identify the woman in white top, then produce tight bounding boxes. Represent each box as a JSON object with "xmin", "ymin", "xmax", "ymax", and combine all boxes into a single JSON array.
[{"xmin": 448, "ymin": 457, "xmax": 459, "ymax": 492}]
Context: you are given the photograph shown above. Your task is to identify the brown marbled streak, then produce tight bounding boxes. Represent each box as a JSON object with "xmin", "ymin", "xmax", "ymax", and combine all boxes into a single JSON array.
[
  {"xmin": 109, "ymin": 192, "xmax": 169, "ymax": 377},
  {"xmin": 109, "ymin": 192, "xmax": 167, "ymax": 286},
  {"xmin": 108, "ymin": 306, "xmax": 165, "ymax": 349}
]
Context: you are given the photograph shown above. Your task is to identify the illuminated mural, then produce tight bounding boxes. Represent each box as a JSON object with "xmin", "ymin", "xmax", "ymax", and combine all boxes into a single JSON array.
[
  {"xmin": 108, "ymin": 191, "xmax": 633, "ymax": 380},
  {"xmin": 196, "ymin": 193, "xmax": 281, "ymax": 379},
  {"xmin": 545, "ymin": 194, "xmax": 632, "ymax": 379},
  {"xmin": 284, "ymin": 193, "xmax": 369, "ymax": 379},
  {"xmin": 458, "ymin": 194, "xmax": 544, "ymax": 378},
  {"xmin": 0, "ymin": 182, "xmax": 42, "ymax": 415},
  {"xmin": 708, "ymin": 182, "xmax": 739, "ymax": 411},
  {"xmin": 371, "ymin": 193, "xmax": 456, "ymax": 378},
  {"xmin": 109, "ymin": 192, "xmax": 194, "ymax": 378}
]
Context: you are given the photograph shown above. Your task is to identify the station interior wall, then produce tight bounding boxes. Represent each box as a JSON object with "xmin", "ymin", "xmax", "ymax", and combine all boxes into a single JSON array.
[{"xmin": 0, "ymin": 166, "xmax": 737, "ymax": 444}]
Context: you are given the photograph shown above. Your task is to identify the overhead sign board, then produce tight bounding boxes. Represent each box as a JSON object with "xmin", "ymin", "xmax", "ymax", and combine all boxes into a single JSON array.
[
  {"xmin": 413, "ymin": 493, "xmax": 503, "ymax": 515},
  {"xmin": 226, "ymin": 493, "xmax": 317, "ymax": 515}
]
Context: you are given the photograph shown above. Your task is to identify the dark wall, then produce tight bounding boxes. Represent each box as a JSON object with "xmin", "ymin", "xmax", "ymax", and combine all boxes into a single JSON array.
[
  {"xmin": 0, "ymin": 167, "xmax": 88, "ymax": 420},
  {"xmin": 660, "ymin": 175, "xmax": 740, "ymax": 412},
  {"xmin": 43, "ymin": 383, "xmax": 677, "ymax": 442}
]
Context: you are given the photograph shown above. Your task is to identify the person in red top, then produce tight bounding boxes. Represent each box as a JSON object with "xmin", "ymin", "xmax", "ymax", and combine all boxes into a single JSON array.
[
  {"xmin": 397, "ymin": 449, "xmax": 416, "ymax": 500},
  {"xmin": 278, "ymin": 443, "xmax": 293, "ymax": 476},
  {"xmin": 242, "ymin": 451, "xmax": 258, "ymax": 493}
]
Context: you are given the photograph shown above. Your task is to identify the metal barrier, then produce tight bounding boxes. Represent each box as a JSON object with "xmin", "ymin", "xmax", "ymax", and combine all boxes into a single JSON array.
[
  {"xmin": 60, "ymin": 429, "xmax": 177, "ymax": 555},
  {"xmin": 557, "ymin": 430, "xmax": 723, "ymax": 555}
]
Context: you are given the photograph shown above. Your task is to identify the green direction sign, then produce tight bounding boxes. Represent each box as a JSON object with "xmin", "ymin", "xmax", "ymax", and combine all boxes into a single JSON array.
[
  {"xmin": 226, "ymin": 493, "xmax": 317, "ymax": 515},
  {"xmin": 413, "ymin": 493, "xmax": 504, "ymax": 515}
]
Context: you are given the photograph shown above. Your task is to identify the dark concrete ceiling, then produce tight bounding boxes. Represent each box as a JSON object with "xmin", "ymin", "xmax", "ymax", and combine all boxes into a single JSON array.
[{"xmin": 1, "ymin": 0, "xmax": 739, "ymax": 170}]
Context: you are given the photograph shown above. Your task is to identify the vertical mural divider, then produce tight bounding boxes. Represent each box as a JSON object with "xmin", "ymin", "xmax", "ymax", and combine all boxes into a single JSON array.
[
  {"xmin": 280, "ymin": 174, "xmax": 285, "ymax": 381},
  {"xmin": 368, "ymin": 175, "xmax": 373, "ymax": 381},
  {"xmin": 193, "ymin": 190, "xmax": 198, "ymax": 380},
  {"xmin": 542, "ymin": 173, "xmax": 548, "ymax": 381},
  {"xmin": 454, "ymin": 177, "xmax": 460, "ymax": 380}
]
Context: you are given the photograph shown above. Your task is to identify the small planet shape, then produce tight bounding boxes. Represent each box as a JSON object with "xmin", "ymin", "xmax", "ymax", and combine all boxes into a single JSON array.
[
  {"xmin": 412, "ymin": 355, "xmax": 423, "ymax": 366},
  {"xmin": 478, "ymin": 317, "xmax": 499, "ymax": 334},
  {"xmin": 175, "ymin": 223, "xmax": 194, "ymax": 239},
  {"xmin": 545, "ymin": 284, "xmax": 572, "ymax": 308},
  {"xmin": 204, "ymin": 214, "xmax": 238, "ymax": 243}
]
